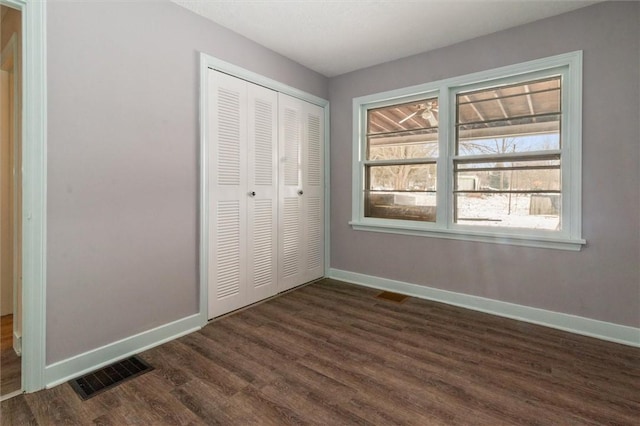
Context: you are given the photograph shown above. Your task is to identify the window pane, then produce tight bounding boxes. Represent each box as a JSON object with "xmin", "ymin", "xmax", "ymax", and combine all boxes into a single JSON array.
[
  {"xmin": 368, "ymin": 129, "xmax": 438, "ymax": 160},
  {"xmin": 455, "ymin": 76, "xmax": 563, "ymax": 231},
  {"xmin": 457, "ymin": 118, "xmax": 560, "ymax": 155},
  {"xmin": 365, "ymin": 163, "xmax": 436, "ymax": 222},
  {"xmin": 456, "ymin": 76, "xmax": 561, "ymax": 156},
  {"xmin": 461, "ymin": 77, "xmax": 560, "ymax": 102},
  {"xmin": 455, "ymin": 160, "xmax": 561, "ymax": 192},
  {"xmin": 458, "ymin": 134, "xmax": 560, "ymax": 156},
  {"xmin": 456, "ymin": 158, "xmax": 560, "ymax": 170},
  {"xmin": 458, "ymin": 82, "xmax": 560, "ymax": 124},
  {"xmin": 365, "ymin": 192, "xmax": 436, "ymax": 222},
  {"xmin": 367, "ymin": 164, "xmax": 437, "ymax": 191},
  {"xmin": 368, "ymin": 98, "xmax": 438, "ymax": 135},
  {"xmin": 455, "ymin": 193, "xmax": 560, "ymax": 230}
]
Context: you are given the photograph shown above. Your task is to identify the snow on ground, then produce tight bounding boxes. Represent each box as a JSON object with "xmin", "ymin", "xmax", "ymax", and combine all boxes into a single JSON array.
[
  {"xmin": 456, "ymin": 194, "xmax": 559, "ymax": 230},
  {"xmin": 407, "ymin": 193, "xmax": 559, "ymax": 230}
]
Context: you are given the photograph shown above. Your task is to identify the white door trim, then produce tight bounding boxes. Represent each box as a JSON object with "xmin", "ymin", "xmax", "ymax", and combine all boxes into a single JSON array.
[
  {"xmin": 199, "ymin": 53, "xmax": 330, "ymax": 322},
  {"xmin": 0, "ymin": 0, "xmax": 47, "ymax": 393}
]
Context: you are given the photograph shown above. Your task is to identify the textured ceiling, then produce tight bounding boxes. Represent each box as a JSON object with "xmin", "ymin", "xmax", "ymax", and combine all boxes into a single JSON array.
[{"xmin": 172, "ymin": 0, "xmax": 600, "ymax": 77}]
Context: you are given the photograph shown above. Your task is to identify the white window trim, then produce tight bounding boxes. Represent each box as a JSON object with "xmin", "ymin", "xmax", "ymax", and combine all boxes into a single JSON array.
[{"xmin": 351, "ymin": 51, "xmax": 585, "ymax": 251}]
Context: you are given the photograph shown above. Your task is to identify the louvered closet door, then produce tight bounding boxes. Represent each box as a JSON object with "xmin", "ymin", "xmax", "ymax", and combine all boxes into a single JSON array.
[
  {"xmin": 246, "ymin": 84, "xmax": 278, "ymax": 304},
  {"xmin": 278, "ymin": 94, "xmax": 303, "ymax": 291},
  {"xmin": 278, "ymin": 94, "xmax": 324, "ymax": 292},
  {"xmin": 301, "ymin": 102, "xmax": 324, "ymax": 284},
  {"xmin": 208, "ymin": 71, "xmax": 249, "ymax": 318},
  {"xmin": 208, "ymin": 70, "xmax": 279, "ymax": 318}
]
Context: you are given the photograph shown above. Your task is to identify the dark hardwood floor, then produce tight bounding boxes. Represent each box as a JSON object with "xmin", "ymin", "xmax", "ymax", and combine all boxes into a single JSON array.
[
  {"xmin": 1, "ymin": 314, "xmax": 21, "ymax": 397},
  {"xmin": 2, "ymin": 278, "xmax": 639, "ymax": 425}
]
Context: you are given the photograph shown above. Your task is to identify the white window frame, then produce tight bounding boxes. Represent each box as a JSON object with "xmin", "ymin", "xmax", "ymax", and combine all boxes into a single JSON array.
[{"xmin": 350, "ymin": 51, "xmax": 585, "ymax": 251}]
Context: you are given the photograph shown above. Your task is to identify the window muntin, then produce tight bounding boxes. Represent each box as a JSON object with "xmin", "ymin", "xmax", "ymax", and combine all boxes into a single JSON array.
[
  {"xmin": 367, "ymin": 99, "xmax": 439, "ymax": 134},
  {"xmin": 454, "ymin": 76, "xmax": 562, "ymax": 230},
  {"xmin": 456, "ymin": 77, "xmax": 560, "ymax": 124},
  {"xmin": 368, "ymin": 129, "xmax": 439, "ymax": 160},
  {"xmin": 364, "ymin": 97, "xmax": 438, "ymax": 222}
]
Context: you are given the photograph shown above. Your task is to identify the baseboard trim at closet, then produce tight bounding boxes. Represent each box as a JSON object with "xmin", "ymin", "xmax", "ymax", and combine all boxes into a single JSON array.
[{"xmin": 208, "ymin": 278, "xmax": 323, "ymax": 323}]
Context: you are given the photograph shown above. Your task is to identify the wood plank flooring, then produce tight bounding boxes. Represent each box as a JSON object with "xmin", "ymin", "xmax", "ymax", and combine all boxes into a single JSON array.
[
  {"xmin": 1, "ymin": 314, "xmax": 21, "ymax": 396},
  {"xmin": 2, "ymin": 279, "xmax": 639, "ymax": 425}
]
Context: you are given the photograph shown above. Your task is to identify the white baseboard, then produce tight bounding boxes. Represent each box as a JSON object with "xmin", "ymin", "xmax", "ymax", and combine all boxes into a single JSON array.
[
  {"xmin": 0, "ymin": 390, "xmax": 23, "ymax": 402},
  {"xmin": 45, "ymin": 313, "xmax": 203, "ymax": 388},
  {"xmin": 328, "ymin": 268, "xmax": 640, "ymax": 348}
]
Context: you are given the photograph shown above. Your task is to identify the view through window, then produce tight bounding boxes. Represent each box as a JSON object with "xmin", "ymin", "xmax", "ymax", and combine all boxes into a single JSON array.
[
  {"xmin": 365, "ymin": 98, "xmax": 438, "ymax": 222},
  {"xmin": 454, "ymin": 76, "xmax": 562, "ymax": 230}
]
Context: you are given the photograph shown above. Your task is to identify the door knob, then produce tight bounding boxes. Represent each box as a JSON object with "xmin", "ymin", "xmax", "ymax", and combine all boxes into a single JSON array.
[
  {"xmin": 298, "ymin": 190, "xmax": 304, "ymax": 196},
  {"xmin": 249, "ymin": 191, "xmax": 256, "ymax": 197}
]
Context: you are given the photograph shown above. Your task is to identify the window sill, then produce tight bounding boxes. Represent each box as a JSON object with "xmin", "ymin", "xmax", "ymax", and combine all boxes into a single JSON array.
[{"xmin": 349, "ymin": 220, "xmax": 586, "ymax": 251}]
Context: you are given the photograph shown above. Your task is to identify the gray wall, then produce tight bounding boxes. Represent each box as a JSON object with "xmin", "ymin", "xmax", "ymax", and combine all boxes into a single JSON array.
[
  {"xmin": 329, "ymin": 1, "xmax": 640, "ymax": 327},
  {"xmin": 46, "ymin": 0, "xmax": 328, "ymax": 364}
]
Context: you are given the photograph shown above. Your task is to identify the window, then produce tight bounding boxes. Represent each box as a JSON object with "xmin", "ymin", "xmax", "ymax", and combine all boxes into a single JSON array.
[
  {"xmin": 365, "ymin": 97, "xmax": 438, "ymax": 222},
  {"xmin": 454, "ymin": 77, "xmax": 561, "ymax": 230},
  {"xmin": 351, "ymin": 52, "xmax": 585, "ymax": 250}
]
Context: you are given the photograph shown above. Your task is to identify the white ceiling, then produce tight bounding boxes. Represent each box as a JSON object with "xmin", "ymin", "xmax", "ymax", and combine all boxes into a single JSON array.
[{"xmin": 172, "ymin": 0, "xmax": 601, "ymax": 77}]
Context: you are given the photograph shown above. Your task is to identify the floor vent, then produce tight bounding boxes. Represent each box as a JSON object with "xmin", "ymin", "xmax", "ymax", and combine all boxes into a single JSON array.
[
  {"xmin": 69, "ymin": 355, "xmax": 153, "ymax": 400},
  {"xmin": 376, "ymin": 291, "xmax": 409, "ymax": 304}
]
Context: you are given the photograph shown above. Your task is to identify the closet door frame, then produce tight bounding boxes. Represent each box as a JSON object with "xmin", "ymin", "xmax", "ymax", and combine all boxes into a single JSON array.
[{"xmin": 199, "ymin": 53, "xmax": 330, "ymax": 323}]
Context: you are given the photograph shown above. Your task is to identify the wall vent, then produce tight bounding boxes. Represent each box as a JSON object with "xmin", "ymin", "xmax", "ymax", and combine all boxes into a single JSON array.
[
  {"xmin": 69, "ymin": 355, "xmax": 153, "ymax": 400},
  {"xmin": 376, "ymin": 291, "xmax": 409, "ymax": 304}
]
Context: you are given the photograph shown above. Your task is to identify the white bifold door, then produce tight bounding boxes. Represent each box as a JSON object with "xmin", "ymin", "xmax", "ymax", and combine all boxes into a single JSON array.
[
  {"xmin": 208, "ymin": 70, "xmax": 324, "ymax": 319},
  {"xmin": 278, "ymin": 94, "xmax": 324, "ymax": 292},
  {"xmin": 208, "ymin": 71, "xmax": 279, "ymax": 318}
]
